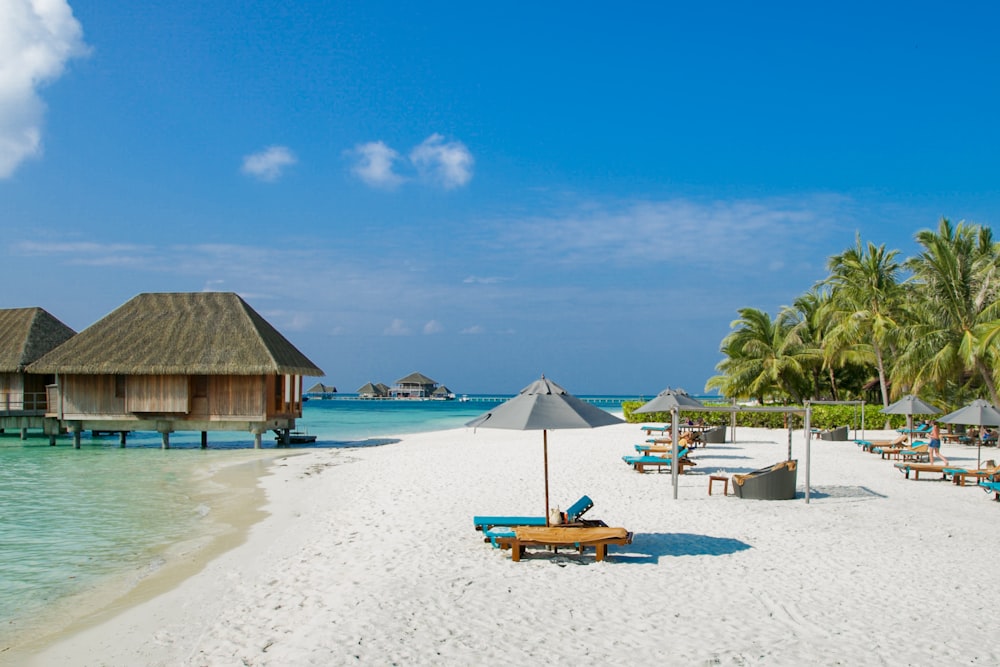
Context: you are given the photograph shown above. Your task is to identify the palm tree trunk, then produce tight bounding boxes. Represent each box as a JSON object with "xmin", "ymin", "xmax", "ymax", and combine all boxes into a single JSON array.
[
  {"xmin": 828, "ymin": 366, "xmax": 839, "ymax": 401},
  {"xmin": 874, "ymin": 341, "xmax": 891, "ymax": 428},
  {"xmin": 976, "ymin": 358, "xmax": 1000, "ymax": 407}
]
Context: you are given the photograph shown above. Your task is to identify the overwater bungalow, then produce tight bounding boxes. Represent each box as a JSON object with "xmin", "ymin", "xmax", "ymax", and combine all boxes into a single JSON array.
[
  {"xmin": 305, "ymin": 382, "xmax": 337, "ymax": 398},
  {"xmin": 357, "ymin": 381, "xmax": 387, "ymax": 398},
  {"xmin": 27, "ymin": 292, "xmax": 323, "ymax": 448},
  {"xmin": 390, "ymin": 372, "xmax": 439, "ymax": 399},
  {"xmin": 432, "ymin": 385, "xmax": 455, "ymax": 400},
  {"xmin": 0, "ymin": 307, "xmax": 76, "ymax": 439}
]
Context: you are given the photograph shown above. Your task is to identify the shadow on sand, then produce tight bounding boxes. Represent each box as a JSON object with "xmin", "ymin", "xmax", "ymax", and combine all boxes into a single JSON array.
[
  {"xmin": 609, "ymin": 532, "xmax": 752, "ymax": 565},
  {"xmin": 795, "ymin": 485, "xmax": 887, "ymax": 500}
]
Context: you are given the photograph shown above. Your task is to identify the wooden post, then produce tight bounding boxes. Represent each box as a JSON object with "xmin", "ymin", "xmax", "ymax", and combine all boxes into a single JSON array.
[
  {"xmin": 73, "ymin": 429, "xmax": 81, "ymax": 449},
  {"xmin": 20, "ymin": 427, "xmax": 27, "ymax": 440},
  {"xmin": 49, "ymin": 434, "xmax": 56, "ymax": 446},
  {"xmin": 161, "ymin": 432, "xmax": 170, "ymax": 450},
  {"xmin": 254, "ymin": 432, "xmax": 262, "ymax": 449},
  {"xmin": 201, "ymin": 431, "xmax": 208, "ymax": 449},
  {"xmin": 119, "ymin": 431, "xmax": 127, "ymax": 448}
]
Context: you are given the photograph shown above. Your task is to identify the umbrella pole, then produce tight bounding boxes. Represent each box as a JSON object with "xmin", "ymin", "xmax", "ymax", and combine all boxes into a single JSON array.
[
  {"xmin": 543, "ymin": 429, "xmax": 551, "ymax": 526},
  {"xmin": 671, "ymin": 407, "xmax": 679, "ymax": 500}
]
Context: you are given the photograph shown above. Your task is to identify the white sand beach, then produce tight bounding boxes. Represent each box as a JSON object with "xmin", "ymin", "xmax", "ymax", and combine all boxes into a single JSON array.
[{"xmin": 18, "ymin": 423, "xmax": 1000, "ymax": 666}]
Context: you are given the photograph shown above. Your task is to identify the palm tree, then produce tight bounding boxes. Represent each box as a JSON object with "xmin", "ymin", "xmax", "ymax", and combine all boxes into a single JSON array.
[
  {"xmin": 900, "ymin": 219, "xmax": 1000, "ymax": 406},
  {"xmin": 821, "ymin": 234, "xmax": 904, "ymax": 410},
  {"xmin": 705, "ymin": 307, "xmax": 813, "ymax": 403},
  {"xmin": 781, "ymin": 289, "xmax": 830, "ymax": 399}
]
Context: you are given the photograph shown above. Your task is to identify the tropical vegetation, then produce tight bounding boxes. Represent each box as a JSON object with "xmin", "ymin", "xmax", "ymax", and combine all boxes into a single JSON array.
[{"xmin": 705, "ymin": 218, "xmax": 1000, "ymax": 414}]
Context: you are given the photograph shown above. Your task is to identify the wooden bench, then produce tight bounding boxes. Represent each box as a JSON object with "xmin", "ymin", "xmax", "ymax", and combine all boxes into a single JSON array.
[{"xmin": 496, "ymin": 526, "xmax": 633, "ymax": 562}]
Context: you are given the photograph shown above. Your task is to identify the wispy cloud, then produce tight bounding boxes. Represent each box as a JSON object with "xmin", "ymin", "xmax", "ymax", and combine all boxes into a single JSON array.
[
  {"xmin": 241, "ymin": 145, "xmax": 297, "ymax": 182},
  {"xmin": 349, "ymin": 141, "xmax": 403, "ymax": 188},
  {"xmin": 0, "ymin": 0, "xmax": 89, "ymax": 178},
  {"xmin": 460, "ymin": 325, "xmax": 485, "ymax": 334},
  {"xmin": 423, "ymin": 320, "xmax": 444, "ymax": 334},
  {"xmin": 410, "ymin": 134, "xmax": 473, "ymax": 189},
  {"xmin": 384, "ymin": 319, "xmax": 410, "ymax": 336},
  {"xmin": 463, "ymin": 275, "xmax": 506, "ymax": 285},
  {"xmin": 349, "ymin": 134, "xmax": 473, "ymax": 190}
]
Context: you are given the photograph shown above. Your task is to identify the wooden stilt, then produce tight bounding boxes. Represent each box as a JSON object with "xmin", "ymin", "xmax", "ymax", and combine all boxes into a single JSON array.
[
  {"xmin": 201, "ymin": 431, "xmax": 208, "ymax": 449},
  {"xmin": 73, "ymin": 430, "xmax": 81, "ymax": 449},
  {"xmin": 20, "ymin": 427, "xmax": 27, "ymax": 440},
  {"xmin": 119, "ymin": 431, "xmax": 127, "ymax": 448},
  {"xmin": 49, "ymin": 434, "xmax": 56, "ymax": 446},
  {"xmin": 161, "ymin": 432, "xmax": 170, "ymax": 449},
  {"xmin": 254, "ymin": 432, "xmax": 262, "ymax": 449}
]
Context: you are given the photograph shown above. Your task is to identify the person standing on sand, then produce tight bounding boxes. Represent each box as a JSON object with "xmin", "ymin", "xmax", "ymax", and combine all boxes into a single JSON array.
[{"xmin": 928, "ymin": 421, "xmax": 949, "ymax": 465}]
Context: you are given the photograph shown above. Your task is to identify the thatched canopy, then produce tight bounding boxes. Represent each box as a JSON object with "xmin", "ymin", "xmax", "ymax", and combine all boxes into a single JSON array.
[
  {"xmin": 396, "ymin": 371, "xmax": 437, "ymax": 385},
  {"xmin": 433, "ymin": 385, "xmax": 453, "ymax": 396},
  {"xmin": 357, "ymin": 382, "xmax": 386, "ymax": 396},
  {"xmin": 27, "ymin": 292, "xmax": 323, "ymax": 376},
  {"xmin": 0, "ymin": 307, "xmax": 76, "ymax": 373},
  {"xmin": 306, "ymin": 382, "xmax": 336, "ymax": 394}
]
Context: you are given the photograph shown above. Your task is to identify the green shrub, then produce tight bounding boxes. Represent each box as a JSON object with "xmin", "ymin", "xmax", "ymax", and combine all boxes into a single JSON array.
[{"xmin": 623, "ymin": 400, "xmax": 907, "ymax": 430}]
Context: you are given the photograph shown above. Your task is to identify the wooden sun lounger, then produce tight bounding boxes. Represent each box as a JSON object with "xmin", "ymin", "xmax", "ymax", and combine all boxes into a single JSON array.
[
  {"xmin": 944, "ymin": 464, "xmax": 999, "ymax": 487},
  {"xmin": 878, "ymin": 443, "xmax": 928, "ymax": 461},
  {"xmin": 980, "ymin": 480, "xmax": 1000, "ymax": 501},
  {"xmin": 856, "ymin": 435, "xmax": 907, "ymax": 452},
  {"xmin": 893, "ymin": 462, "xmax": 951, "ymax": 480},
  {"xmin": 496, "ymin": 526, "xmax": 633, "ymax": 562},
  {"xmin": 623, "ymin": 454, "xmax": 697, "ymax": 474}
]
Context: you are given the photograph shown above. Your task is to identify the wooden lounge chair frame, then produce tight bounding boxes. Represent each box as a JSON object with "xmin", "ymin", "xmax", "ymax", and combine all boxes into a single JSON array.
[
  {"xmin": 893, "ymin": 462, "xmax": 951, "ymax": 480},
  {"xmin": 945, "ymin": 462, "xmax": 998, "ymax": 487},
  {"xmin": 878, "ymin": 443, "xmax": 928, "ymax": 461},
  {"xmin": 496, "ymin": 526, "xmax": 633, "ymax": 562},
  {"xmin": 856, "ymin": 435, "xmax": 907, "ymax": 452}
]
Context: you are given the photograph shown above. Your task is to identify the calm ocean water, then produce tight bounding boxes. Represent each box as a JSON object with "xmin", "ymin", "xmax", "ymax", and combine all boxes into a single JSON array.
[{"xmin": 0, "ymin": 395, "xmax": 640, "ymax": 646}]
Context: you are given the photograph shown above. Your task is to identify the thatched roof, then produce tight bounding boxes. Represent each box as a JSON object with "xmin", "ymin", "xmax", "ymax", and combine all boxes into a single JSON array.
[
  {"xmin": 306, "ymin": 382, "xmax": 336, "ymax": 394},
  {"xmin": 0, "ymin": 307, "xmax": 76, "ymax": 373},
  {"xmin": 396, "ymin": 371, "xmax": 437, "ymax": 385},
  {"xmin": 27, "ymin": 292, "xmax": 323, "ymax": 376},
  {"xmin": 357, "ymin": 382, "xmax": 386, "ymax": 396}
]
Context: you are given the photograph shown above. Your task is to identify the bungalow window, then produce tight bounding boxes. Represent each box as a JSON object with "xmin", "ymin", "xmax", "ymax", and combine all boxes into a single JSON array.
[
  {"xmin": 115, "ymin": 375, "xmax": 126, "ymax": 399},
  {"xmin": 192, "ymin": 375, "xmax": 208, "ymax": 398}
]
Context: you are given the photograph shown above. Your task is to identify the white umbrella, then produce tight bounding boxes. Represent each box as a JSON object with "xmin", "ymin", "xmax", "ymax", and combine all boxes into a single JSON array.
[{"xmin": 467, "ymin": 376, "xmax": 623, "ymax": 524}]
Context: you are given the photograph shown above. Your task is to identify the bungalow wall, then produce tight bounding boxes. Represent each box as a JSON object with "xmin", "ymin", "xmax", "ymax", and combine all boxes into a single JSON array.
[
  {"xmin": 54, "ymin": 373, "xmax": 303, "ymax": 422},
  {"xmin": 1, "ymin": 372, "xmax": 50, "ymax": 412}
]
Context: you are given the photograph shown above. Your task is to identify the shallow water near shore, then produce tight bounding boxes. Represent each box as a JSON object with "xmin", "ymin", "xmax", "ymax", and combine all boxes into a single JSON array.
[{"xmin": 0, "ymin": 395, "xmax": 640, "ymax": 654}]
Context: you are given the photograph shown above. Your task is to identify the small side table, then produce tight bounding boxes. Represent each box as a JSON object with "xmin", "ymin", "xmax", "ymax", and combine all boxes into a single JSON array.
[{"xmin": 708, "ymin": 475, "xmax": 729, "ymax": 496}]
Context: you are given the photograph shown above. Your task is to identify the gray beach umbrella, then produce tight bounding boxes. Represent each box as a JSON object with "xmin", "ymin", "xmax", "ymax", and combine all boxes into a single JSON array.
[
  {"xmin": 633, "ymin": 387, "xmax": 705, "ymax": 414},
  {"xmin": 938, "ymin": 399, "xmax": 1000, "ymax": 466},
  {"xmin": 633, "ymin": 388, "xmax": 705, "ymax": 498},
  {"xmin": 882, "ymin": 394, "xmax": 941, "ymax": 438},
  {"xmin": 466, "ymin": 375, "xmax": 623, "ymax": 525}
]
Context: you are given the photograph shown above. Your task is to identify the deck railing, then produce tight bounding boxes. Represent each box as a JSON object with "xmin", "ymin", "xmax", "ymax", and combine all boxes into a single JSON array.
[{"xmin": 0, "ymin": 391, "xmax": 48, "ymax": 413}]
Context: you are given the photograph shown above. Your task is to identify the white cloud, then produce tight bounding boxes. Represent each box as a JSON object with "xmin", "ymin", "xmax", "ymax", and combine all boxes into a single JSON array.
[
  {"xmin": 463, "ymin": 275, "xmax": 506, "ymax": 284},
  {"xmin": 460, "ymin": 325, "xmax": 485, "ymax": 334},
  {"xmin": 241, "ymin": 145, "xmax": 297, "ymax": 182},
  {"xmin": 410, "ymin": 133, "xmax": 473, "ymax": 189},
  {"xmin": 423, "ymin": 320, "xmax": 444, "ymax": 334},
  {"xmin": 349, "ymin": 140, "xmax": 404, "ymax": 188},
  {"xmin": 349, "ymin": 134, "xmax": 473, "ymax": 190},
  {"xmin": 0, "ymin": 0, "xmax": 89, "ymax": 178},
  {"xmin": 384, "ymin": 319, "xmax": 410, "ymax": 336}
]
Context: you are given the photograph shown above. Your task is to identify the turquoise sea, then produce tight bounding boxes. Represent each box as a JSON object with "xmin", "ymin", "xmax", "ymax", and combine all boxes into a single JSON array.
[{"xmin": 0, "ymin": 394, "xmax": 641, "ymax": 649}]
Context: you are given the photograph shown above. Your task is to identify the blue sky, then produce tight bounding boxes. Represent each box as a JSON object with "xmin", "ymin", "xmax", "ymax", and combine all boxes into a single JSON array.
[{"xmin": 2, "ymin": 2, "xmax": 999, "ymax": 395}]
